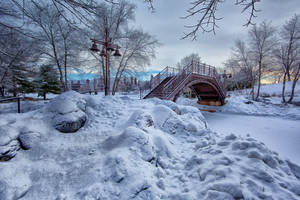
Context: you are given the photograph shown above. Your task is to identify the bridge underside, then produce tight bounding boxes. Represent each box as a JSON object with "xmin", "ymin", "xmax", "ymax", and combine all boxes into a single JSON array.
[
  {"xmin": 190, "ymin": 83, "xmax": 222, "ymax": 102},
  {"xmin": 170, "ymin": 74, "xmax": 226, "ymax": 105}
]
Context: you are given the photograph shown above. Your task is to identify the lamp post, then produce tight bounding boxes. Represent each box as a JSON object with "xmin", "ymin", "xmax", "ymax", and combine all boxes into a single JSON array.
[{"xmin": 90, "ymin": 28, "xmax": 121, "ymax": 96}]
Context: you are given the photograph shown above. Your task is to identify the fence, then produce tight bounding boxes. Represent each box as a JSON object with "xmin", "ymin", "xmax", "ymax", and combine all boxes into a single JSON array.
[{"xmin": 0, "ymin": 97, "xmax": 22, "ymax": 113}]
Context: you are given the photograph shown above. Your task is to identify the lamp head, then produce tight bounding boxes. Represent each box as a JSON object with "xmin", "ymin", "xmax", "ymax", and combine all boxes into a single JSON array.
[
  {"xmin": 90, "ymin": 42, "xmax": 99, "ymax": 52},
  {"xmin": 113, "ymin": 48, "xmax": 121, "ymax": 57}
]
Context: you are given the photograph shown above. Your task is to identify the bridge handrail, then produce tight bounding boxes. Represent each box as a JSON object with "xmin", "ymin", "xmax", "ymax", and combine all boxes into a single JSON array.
[
  {"xmin": 163, "ymin": 62, "xmax": 192, "ymax": 92},
  {"xmin": 162, "ymin": 61, "xmax": 220, "ymax": 94},
  {"xmin": 150, "ymin": 66, "xmax": 179, "ymax": 89}
]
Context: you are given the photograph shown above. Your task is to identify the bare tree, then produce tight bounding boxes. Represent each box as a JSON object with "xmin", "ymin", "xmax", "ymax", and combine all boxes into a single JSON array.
[
  {"xmin": 176, "ymin": 53, "xmax": 201, "ymax": 70},
  {"xmin": 225, "ymin": 39, "xmax": 256, "ymax": 97},
  {"xmin": 182, "ymin": 0, "xmax": 261, "ymax": 40},
  {"xmin": 0, "ymin": 28, "xmax": 41, "ymax": 96},
  {"xmin": 248, "ymin": 21, "xmax": 277, "ymax": 101},
  {"xmin": 274, "ymin": 14, "xmax": 300, "ymax": 103},
  {"xmin": 89, "ymin": 1, "xmax": 158, "ymax": 95},
  {"xmin": 22, "ymin": 2, "xmax": 87, "ymax": 91},
  {"xmin": 288, "ymin": 63, "xmax": 300, "ymax": 103},
  {"xmin": 111, "ymin": 29, "xmax": 158, "ymax": 95}
]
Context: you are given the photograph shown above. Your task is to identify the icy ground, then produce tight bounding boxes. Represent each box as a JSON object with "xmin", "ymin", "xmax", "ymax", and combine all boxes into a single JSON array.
[{"xmin": 1, "ymin": 91, "xmax": 300, "ymax": 199}]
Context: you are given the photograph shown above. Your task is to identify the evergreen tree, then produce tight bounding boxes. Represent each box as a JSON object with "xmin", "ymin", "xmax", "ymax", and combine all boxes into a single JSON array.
[{"xmin": 35, "ymin": 65, "xmax": 61, "ymax": 100}]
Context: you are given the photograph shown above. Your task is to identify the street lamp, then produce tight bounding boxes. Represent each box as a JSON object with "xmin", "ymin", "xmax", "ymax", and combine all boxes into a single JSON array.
[{"xmin": 90, "ymin": 28, "xmax": 121, "ymax": 96}]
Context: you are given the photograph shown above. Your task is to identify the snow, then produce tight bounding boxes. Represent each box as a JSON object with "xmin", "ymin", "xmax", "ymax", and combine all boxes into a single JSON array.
[
  {"xmin": 203, "ymin": 112, "xmax": 300, "ymax": 165},
  {"xmin": 258, "ymin": 81, "xmax": 300, "ymax": 97},
  {"xmin": 0, "ymin": 87, "xmax": 300, "ymax": 199},
  {"xmin": 178, "ymin": 94, "xmax": 300, "ymax": 120},
  {"xmin": 0, "ymin": 100, "xmax": 47, "ymax": 114}
]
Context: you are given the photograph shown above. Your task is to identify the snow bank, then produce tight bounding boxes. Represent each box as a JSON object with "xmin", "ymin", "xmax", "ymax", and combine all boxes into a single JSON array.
[
  {"xmin": 0, "ymin": 91, "xmax": 300, "ymax": 199},
  {"xmin": 258, "ymin": 81, "xmax": 300, "ymax": 97},
  {"xmin": 178, "ymin": 92, "xmax": 300, "ymax": 120}
]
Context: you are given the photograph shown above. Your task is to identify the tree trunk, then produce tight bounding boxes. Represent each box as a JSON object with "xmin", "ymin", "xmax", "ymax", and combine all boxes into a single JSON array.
[
  {"xmin": 287, "ymin": 71, "xmax": 291, "ymax": 82},
  {"xmin": 112, "ymin": 72, "xmax": 119, "ymax": 95},
  {"xmin": 112, "ymin": 62, "xmax": 123, "ymax": 95},
  {"xmin": 287, "ymin": 64, "xmax": 300, "ymax": 103},
  {"xmin": 250, "ymin": 80, "xmax": 255, "ymax": 100},
  {"xmin": 64, "ymin": 65, "xmax": 68, "ymax": 91},
  {"xmin": 112, "ymin": 66, "xmax": 127, "ymax": 96},
  {"xmin": 51, "ymin": 35, "xmax": 65, "ymax": 91},
  {"xmin": 112, "ymin": 77, "xmax": 119, "ymax": 95},
  {"xmin": 43, "ymin": 92, "xmax": 46, "ymax": 100},
  {"xmin": 64, "ymin": 39, "xmax": 68, "ymax": 91},
  {"xmin": 0, "ymin": 87, "xmax": 4, "ymax": 97},
  {"xmin": 112, "ymin": 53, "xmax": 130, "ymax": 96},
  {"xmin": 255, "ymin": 62, "xmax": 262, "ymax": 101},
  {"xmin": 282, "ymin": 72, "xmax": 287, "ymax": 103}
]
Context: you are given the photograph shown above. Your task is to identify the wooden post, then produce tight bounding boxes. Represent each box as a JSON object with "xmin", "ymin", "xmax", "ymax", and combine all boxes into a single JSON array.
[
  {"xmin": 17, "ymin": 97, "xmax": 20, "ymax": 113},
  {"xmin": 86, "ymin": 79, "xmax": 91, "ymax": 94},
  {"xmin": 130, "ymin": 77, "xmax": 134, "ymax": 85},
  {"xmin": 150, "ymin": 74, "xmax": 153, "ymax": 90}
]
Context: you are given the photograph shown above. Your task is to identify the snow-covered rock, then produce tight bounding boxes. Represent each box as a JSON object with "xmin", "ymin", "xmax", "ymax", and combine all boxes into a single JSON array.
[
  {"xmin": 0, "ymin": 140, "xmax": 20, "ymax": 161},
  {"xmin": 53, "ymin": 111, "xmax": 87, "ymax": 133},
  {"xmin": 0, "ymin": 126, "xmax": 20, "ymax": 161},
  {"xmin": 18, "ymin": 130, "xmax": 40, "ymax": 150},
  {"xmin": 47, "ymin": 91, "xmax": 87, "ymax": 133}
]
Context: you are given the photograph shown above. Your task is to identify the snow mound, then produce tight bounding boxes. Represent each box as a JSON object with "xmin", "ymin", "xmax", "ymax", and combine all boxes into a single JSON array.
[
  {"xmin": 102, "ymin": 126, "xmax": 156, "ymax": 162},
  {"xmin": 188, "ymin": 135, "xmax": 300, "ymax": 199},
  {"xmin": 0, "ymin": 167, "xmax": 32, "ymax": 200}
]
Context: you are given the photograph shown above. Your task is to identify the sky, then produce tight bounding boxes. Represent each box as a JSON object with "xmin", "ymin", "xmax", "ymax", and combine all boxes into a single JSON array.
[{"xmin": 129, "ymin": 0, "xmax": 300, "ymax": 71}]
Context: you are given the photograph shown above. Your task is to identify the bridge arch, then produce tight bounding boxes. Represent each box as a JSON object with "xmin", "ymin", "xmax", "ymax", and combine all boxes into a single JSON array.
[{"xmin": 172, "ymin": 78, "xmax": 224, "ymax": 104}]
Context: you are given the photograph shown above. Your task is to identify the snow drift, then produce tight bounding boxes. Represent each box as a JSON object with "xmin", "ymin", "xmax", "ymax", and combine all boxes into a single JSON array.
[{"xmin": 0, "ymin": 91, "xmax": 300, "ymax": 199}]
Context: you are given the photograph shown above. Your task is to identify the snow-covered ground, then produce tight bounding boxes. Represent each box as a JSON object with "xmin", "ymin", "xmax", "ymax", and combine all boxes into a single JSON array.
[
  {"xmin": 177, "ymin": 82, "xmax": 300, "ymax": 120},
  {"xmin": 203, "ymin": 112, "xmax": 300, "ymax": 165},
  {"xmin": 177, "ymin": 82, "xmax": 300, "ymax": 164},
  {"xmin": 1, "ymin": 90, "xmax": 300, "ymax": 200}
]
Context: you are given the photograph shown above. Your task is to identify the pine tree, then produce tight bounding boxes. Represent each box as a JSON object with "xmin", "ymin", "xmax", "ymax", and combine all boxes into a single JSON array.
[{"xmin": 35, "ymin": 65, "xmax": 61, "ymax": 100}]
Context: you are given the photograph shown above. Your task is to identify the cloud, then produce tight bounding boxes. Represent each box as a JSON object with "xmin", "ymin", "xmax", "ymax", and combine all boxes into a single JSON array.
[{"xmin": 131, "ymin": 0, "xmax": 300, "ymax": 71}]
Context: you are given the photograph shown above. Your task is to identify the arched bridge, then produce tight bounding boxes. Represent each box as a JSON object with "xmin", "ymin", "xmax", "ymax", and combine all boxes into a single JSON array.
[{"xmin": 144, "ymin": 61, "xmax": 227, "ymax": 105}]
